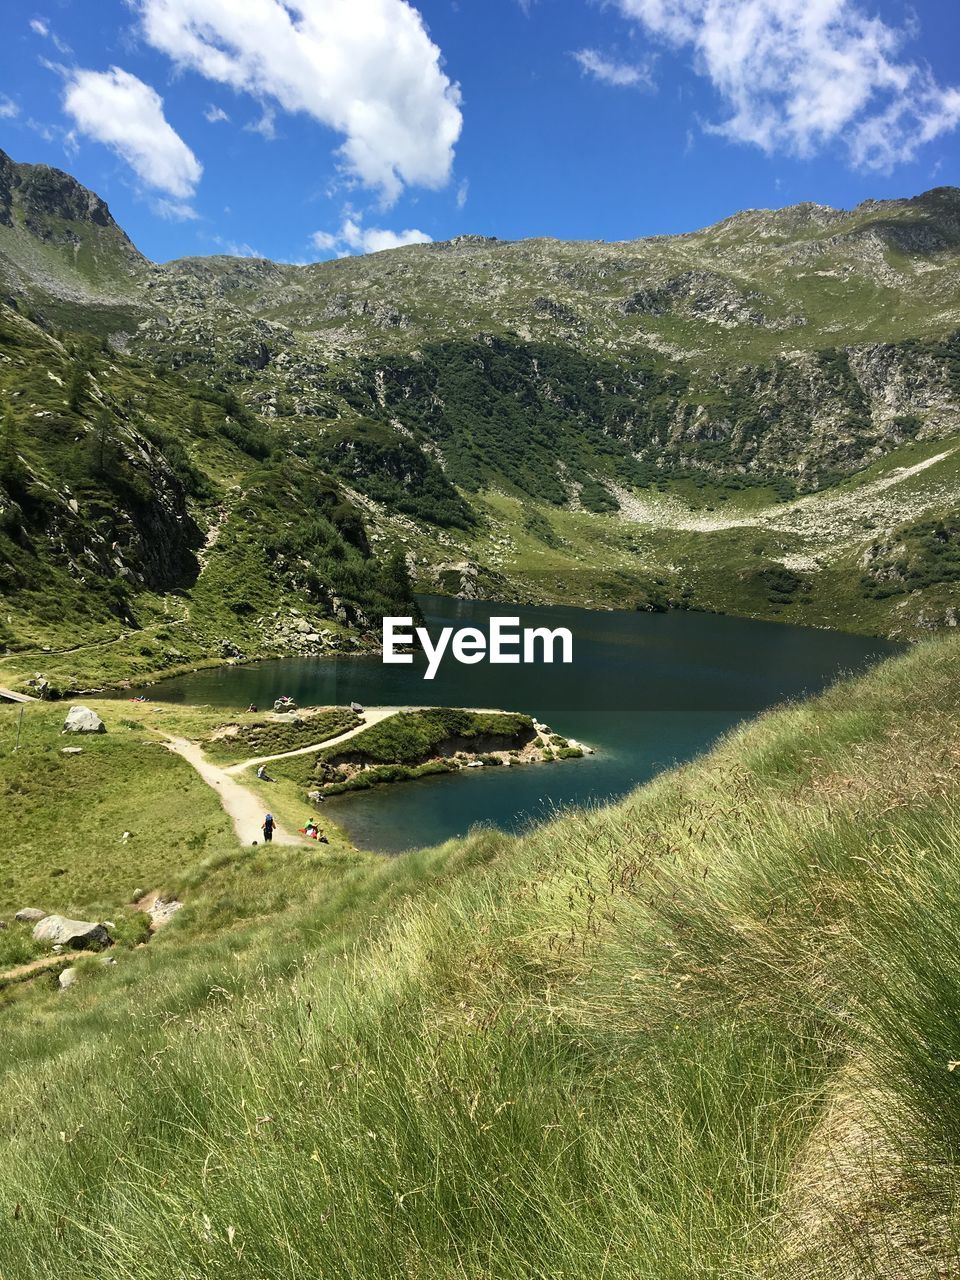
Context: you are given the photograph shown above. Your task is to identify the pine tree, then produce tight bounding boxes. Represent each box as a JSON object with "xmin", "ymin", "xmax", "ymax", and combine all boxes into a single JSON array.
[
  {"xmin": 384, "ymin": 549, "xmax": 413, "ymax": 603},
  {"xmin": 67, "ymin": 360, "xmax": 87, "ymax": 413},
  {"xmin": 0, "ymin": 399, "xmax": 22, "ymax": 486},
  {"xmin": 90, "ymin": 409, "xmax": 114, "ymax": 475}
]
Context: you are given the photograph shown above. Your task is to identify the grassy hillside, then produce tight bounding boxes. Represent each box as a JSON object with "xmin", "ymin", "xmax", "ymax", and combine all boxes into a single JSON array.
[
  {"xmin": 0, "ymin": 636, "xmax": 958, "ymax": 1276},
  {"xmin": 0, "ymin": 300, "xmax": 419, "ymax": 691}
]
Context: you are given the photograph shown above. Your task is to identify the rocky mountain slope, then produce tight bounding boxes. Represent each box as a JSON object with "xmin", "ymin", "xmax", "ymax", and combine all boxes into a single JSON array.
[{"xmin": 0, "ymin": 147, "xmax": 957, "ymax": 688}]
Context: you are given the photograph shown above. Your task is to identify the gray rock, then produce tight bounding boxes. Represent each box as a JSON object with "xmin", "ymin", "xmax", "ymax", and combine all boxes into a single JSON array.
[
  {"xmin": 15, "ymin": 907, "xmax": 46, "ymax": 923},
  {"xmin": 60, "ymin": 746, "xmax": 83, "ymax": 755},
  {"xmin": 63, "ymin": 705, "xmax": 106, "ymax": 734},
  {"xmin": 33, "ymin": 914, "xmax": 112, "ymax": 950},
  {"xmin": 145, "ymin": 897, "xmax": 182, "ymax": 930},
  {"xmin": 58, "ymin": 967, "xmax": 78, "ymax": 991}
]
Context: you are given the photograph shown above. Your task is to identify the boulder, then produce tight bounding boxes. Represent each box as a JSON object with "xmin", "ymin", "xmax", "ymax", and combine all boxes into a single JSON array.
[
  {"xmin": 60, "ymin": 746, "xmax": 83, "ymax": 755},
  {"xmin": 33, "ymin": 915, "xmax": 112, "ymax": 950},
  {"xmin": 63, "ymin": 706, "xmax": 105, "ymax": 734},
  {"xmin": 14, "ymin": 907, "xmax": 46, "ymax": 923},
  {"xmin": 58, "ymin": 967, "xmax": 77, "ymax": 991}
]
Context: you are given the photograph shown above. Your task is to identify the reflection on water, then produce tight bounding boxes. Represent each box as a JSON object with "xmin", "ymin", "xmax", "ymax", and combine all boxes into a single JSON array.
[{"xmin": 149, "ymin": 597, "xmax": 901, "ymax": 852}]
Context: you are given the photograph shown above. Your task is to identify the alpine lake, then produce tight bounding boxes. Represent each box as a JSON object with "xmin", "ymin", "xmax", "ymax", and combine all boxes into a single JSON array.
[{"xmin": 147, "ymin": 597, "xmax": 901, "ymax": 853}]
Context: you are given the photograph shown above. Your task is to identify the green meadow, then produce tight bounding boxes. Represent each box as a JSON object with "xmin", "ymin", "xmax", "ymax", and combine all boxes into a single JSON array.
[{"xmin": 0, "ymin": 635, "xmax": 958, "ymax": 1276}]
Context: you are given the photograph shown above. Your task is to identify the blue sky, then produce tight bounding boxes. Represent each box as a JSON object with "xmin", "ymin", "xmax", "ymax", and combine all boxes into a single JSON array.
[{"xmin": 0, "ymin": 0, "xmax": 958, "ymax": 264}]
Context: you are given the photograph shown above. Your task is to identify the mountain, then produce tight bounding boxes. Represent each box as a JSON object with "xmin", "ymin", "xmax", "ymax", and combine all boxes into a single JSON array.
[
  {"xmin": 0, "ymin": 147, "xmax": 958, "ymax": 691},
  {"xmin": 0, "ymin": 150, "xmax": 146, "ymax": 326}
]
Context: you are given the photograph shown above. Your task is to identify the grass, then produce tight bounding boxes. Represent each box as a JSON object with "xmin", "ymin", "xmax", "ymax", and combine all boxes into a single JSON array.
[
  {"xmin": 0, "ymin": 637, "xmax": 958, "ymax": 1275},
  {"xmin": 266, "ymin": 707, "xmax": 539, "ymax": 797},
  {"xmin": 0, "ymin": 698, "xmax": 363, "ymax": 972},
  {"xmin": 200, "ymin": 706, "xmax": 361, "ymax": 765},
  {"xmin": 435, "ymin": 435, "xmax": 959, "ymax": 639},
  {"xmin": 318, "ymin": 707, "xmax": 535, "ymax": 765}
]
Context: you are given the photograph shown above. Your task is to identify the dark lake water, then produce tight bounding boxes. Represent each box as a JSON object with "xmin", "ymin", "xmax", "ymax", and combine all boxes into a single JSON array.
[{"xmin": 149, "ymin": 598, "xmax": 901, "ymax": 853}]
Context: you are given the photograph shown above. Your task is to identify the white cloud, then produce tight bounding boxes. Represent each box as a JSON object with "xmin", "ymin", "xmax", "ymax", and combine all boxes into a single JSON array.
[
  {"xmin": 133, "ymin": 0, "xmax": 463, "ymax": 204},
  {"xmin": 311, "ymin": 211, "xmax": 432, "ymax": 256},
  {"xmin": 30, "ymin": 15, "xmax": 72, "ymax": 53},
  {"xmin": 204, "ymin": 103, "xmax": 229, "ymax": 123},
  {"xmin": 62, "ymin": 66, "xmax": 203, "ymax": 199},
  {"xmin": 613, "ymin": 0, "xmax": 960, "ymax": 169},
  {"xmin": 211, "ymin": 234, "xmax": 263, "ymax": 256},
  {"xmin": 27, "ymin": 117, "xmax": 56, "ymax": 142},
  {"xmin": 0, "ymin": 96, "xmax": 19, "ymax": 120},
  {"xmin": 152, "ymin": 196, "xmax": 201, "ymax": 220},
  {"xmin": 456, "ymin": 177, "xmax": 469, "ymax": 209},
  {"xmin": 573, "ymin": 48, "xmax": 654, "ymax": 89},
  {"xmin": 245, "ymin": 105, "xmax": 277, "ymax": 140}
]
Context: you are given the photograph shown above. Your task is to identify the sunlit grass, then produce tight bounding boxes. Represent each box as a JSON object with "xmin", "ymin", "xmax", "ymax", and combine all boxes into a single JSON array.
[{"xmin": 0, "ymin": 636, "xmax": 958, "ymax": 1276}]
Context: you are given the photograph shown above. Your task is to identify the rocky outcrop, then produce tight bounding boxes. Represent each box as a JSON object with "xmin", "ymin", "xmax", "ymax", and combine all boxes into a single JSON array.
[
  {"xmin": 0, "ymin": 147, "xmax": 143, "ymax": 263},
  {"xmin": 619, "ymin": 270, "xmax": 802, "ymax": 331},
  {"xmin": 14, "ymin": 908, "xmax": 46, "ymax": 923}
]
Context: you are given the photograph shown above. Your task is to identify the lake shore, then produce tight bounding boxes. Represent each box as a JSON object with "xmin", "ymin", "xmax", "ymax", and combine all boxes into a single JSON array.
[{"xmin": 139, "ymin": 599, "xmax": 899, "ymax": 853}]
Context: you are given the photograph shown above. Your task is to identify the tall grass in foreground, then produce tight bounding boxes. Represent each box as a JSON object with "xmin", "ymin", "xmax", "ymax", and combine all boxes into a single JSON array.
[{"xmin": 1, "ymin": 636, "xmax": 959, "ymax": 1278}]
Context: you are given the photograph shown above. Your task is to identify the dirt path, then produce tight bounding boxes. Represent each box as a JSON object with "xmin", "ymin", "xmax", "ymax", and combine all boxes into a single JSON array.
[
  {"xmin": 223, "ymin": 705, "xmax": 410, "ymax": 775},
  {"xmin": 162, "ymin": 706, "xmax": 513, "ymax": 845},
  {"xmin": 161, "ymin": 734, "xmax": 308, "ymax": 846},
  {"xmin": 160, "ymin": 709, "xmax": 418, "ymax": 846},
  {"xmin": 0, "ymin": 953, "xmax": 73, "ymax": 989},
  {"xmin": 224, "ymin": 706, "xmax": 511, "ymax": 776}
]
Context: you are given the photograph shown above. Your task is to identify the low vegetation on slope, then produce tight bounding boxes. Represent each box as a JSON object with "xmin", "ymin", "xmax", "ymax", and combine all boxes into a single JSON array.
[
  {"xmin": 0, "ymin": 301, "xmax": 419, "ymax": 691},
  {"xmin": 200, "ymin": 705, "xmax": 361, "ymax": 765},
  {"xmin": 0, "ymin": 637, "xmax": 958, "ymax": 1276},
  {"xmin": 318, "ymin": 706, "xmax": 535, "ymax": 765}
]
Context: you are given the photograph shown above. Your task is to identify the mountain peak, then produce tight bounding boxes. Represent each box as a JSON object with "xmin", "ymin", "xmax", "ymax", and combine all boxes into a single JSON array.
[{"xmin": 0, "ymin": 147, "xmax": 140, "ymax": 256}]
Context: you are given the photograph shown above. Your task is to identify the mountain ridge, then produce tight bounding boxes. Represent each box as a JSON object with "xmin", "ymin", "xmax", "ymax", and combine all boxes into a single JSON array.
[{"xmin": 0, "ymin": 145, "xmax": 957, "ymax": 692}]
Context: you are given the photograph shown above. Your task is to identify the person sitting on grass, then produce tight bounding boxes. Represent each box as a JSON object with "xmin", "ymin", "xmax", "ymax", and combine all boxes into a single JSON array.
[
  {"xmin": 261, "ymin": 812, "xmax": 276, "ymax": 843},
  {"xmin": 301, "ymin": 819, "xmax": 328, "ymax": 843},
  {"xmin": 257, "ymin": 764, "xmax": 274, "ymax": 781}
]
